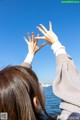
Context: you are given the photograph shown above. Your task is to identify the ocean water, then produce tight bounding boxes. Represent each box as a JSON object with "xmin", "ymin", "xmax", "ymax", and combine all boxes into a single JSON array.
[{"xmin": 44, "ymin": 86, "xmax": 61, "ymax": 116}]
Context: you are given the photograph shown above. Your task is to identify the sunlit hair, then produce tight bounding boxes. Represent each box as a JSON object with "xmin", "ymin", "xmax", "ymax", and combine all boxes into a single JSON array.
[{"xmin": 0, "ymin": 66, "xmax": 46, "ymax": 120}]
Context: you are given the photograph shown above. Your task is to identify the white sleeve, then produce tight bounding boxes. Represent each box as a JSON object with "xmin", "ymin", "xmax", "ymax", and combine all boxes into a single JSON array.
[
  {"xmin": 24, "ymin": 53, "xmax": 34, "ymax": 65},
  {"xmin": 51, "ymin": 41, "xmax": 67, "ymax": 56}
]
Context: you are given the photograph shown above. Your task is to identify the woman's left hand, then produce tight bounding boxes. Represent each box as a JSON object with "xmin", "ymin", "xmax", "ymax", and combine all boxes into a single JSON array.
[{"xmin": 35, "ymin": 21, "xmax": 58, "ymax": 44}]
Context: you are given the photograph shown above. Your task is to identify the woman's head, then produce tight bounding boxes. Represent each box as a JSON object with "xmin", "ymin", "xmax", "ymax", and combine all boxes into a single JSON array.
[{"xmin": 0, "ymin": 66, "xmax": 45, "ymax": 120}]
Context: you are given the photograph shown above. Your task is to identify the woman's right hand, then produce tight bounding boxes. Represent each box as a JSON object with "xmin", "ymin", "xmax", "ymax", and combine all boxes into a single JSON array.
[
  {"xmin": 24, "ymin": 32, "xmax": 46, "ymax": 55},
  {"xmin": 35, "ymin": 21, "xmax": 59, "ymax": 44}
]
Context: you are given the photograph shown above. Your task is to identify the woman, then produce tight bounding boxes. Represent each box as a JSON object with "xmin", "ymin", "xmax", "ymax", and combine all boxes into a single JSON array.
[
  {"xmin": 23, "ymin": 22, "xmax": 80, "ymax": 119},
  {"xmin": 0, "ymin": 33, "xmax": 55, "ymax": 120},
  {"xmin": 35, "ymin": 22, "xmax": 80, "ymax": 120}
]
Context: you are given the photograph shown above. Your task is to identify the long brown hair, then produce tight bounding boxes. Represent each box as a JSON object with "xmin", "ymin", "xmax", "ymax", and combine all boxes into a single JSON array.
[{"xmin": 0, "ymin": 66, "xmax": 46, "ymax": 120}]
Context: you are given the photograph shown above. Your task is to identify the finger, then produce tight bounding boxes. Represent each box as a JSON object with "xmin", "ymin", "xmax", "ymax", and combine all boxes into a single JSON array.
[
  {"xmin": 35, "ymin": 36, "xmax": 45, "ymax": 40},
  {"xmin": 36, "ymin": 26, "xmax": 46, "ymax": 36},
  {"xmin": 24, "ymin": 37, "xmax": 28, "ymax": 44},
  {"xmin": 36, "ymin": 34, "xmax": 40, "ymax": 40},
  {"xmin": 49, "ymin": 21, "xmax": 52, "ymax": 31},
  {"xmin": 42, "ymin": 41, "xmax": 49, "ymax": 45},
  {"xmin": 39, "ymin": 24, "xmax": 48, "ymax": 33},
  {"xmin": 45, "ymin": 41, "xmax": 50, "ymax": 44},
  {"xmin": 37, "ymin": 34, "xmax": 40, "ymax": 37},
  {"xmin": 35, "ymin": 34, "xmax": 40, "ymax": 44},
  {"xmin": 32, "ymin": 32, "xmax": 35, "ymax": 42},
  {"xmin": 39, "ymin": 42, "xmax": 46, "ymax": 49},
  {"xmin": 28, "ymin": 32, "xmax": 31, "ymax": 42}
]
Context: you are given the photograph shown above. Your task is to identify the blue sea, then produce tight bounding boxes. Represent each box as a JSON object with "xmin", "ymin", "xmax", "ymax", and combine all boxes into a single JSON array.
[{"xmin": 44, "ymin": 86, "xmax": 61, "ymax": 116}]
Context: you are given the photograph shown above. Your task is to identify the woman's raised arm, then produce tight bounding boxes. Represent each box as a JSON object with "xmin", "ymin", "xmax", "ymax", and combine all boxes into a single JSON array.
[
  {"xmin": 36, "ymin": 21, "xmax": 80, "ymax": 120},
  {"xmin": 22, "ymin": 32, "xmax": 46, "ymax": 68}
]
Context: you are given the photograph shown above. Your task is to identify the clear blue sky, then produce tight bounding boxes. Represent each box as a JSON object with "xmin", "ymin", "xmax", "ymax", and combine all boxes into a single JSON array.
[{"xmin": 0, "ymin": 0, "xmax": 80, "ymax": 83}]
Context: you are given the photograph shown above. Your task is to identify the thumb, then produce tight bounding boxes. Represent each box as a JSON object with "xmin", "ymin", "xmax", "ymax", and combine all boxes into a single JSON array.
[
  {"xmin": 39, "ymin": 42, "xmax": 47, "ymax": 49},
  {"xmin": 35, "ymin": 36, "xmax": 45, "ymax": 40}
]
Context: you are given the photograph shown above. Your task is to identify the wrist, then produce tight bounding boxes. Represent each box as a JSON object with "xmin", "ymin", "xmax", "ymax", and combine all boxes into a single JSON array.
[
  {"xmin": 51, "ymin": 41, "xmax": 67, "ymax": 56},
  {"xmin": 28, "ymin": 51, "xmax": 35, "ymax": 55},
  {"xmin": 52, "ymin": 39, "xmax": 59, "ymax": 44},
  {"xmin": 51, "ymin": 41, "xmax": 64, "ymax": 52},
  {"xmin": 24, "ymin": 52, "xmax": 34, "ymax": 64}
]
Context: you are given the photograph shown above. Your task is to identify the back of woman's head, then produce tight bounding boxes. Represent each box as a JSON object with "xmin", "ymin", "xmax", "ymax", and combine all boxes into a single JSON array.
[{"xmin": 0, "ymin": 66, "xmax": 45, "ymax": 120}]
